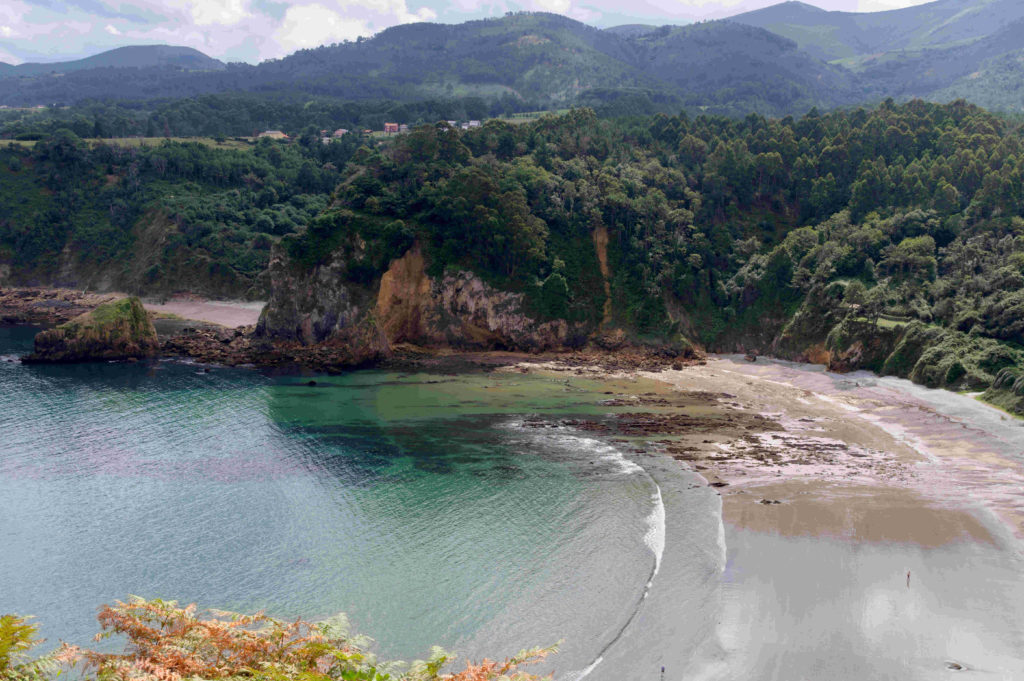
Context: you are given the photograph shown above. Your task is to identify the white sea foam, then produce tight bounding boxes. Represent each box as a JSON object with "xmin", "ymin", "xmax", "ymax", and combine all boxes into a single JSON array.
[
  {"xmin": 562, "ymin": 655, "xmax": 603, "ymax": 681},
  {"xmin": 503, "ymin": 418, "xmax": 644, "ymax": 476},
  {"xmin": 505, "ymin": 417, "xmax": 670, "ymax": 681},
  {"xmin": 567, "ymin": 482, "xmax": 665, "ymax": 680},
  {"xmin": 644, "ymin": 484, "xmax": 666, "ymax": 579}
]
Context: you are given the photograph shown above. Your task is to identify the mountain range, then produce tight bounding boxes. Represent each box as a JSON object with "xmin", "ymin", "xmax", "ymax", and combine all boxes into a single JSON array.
[
  {"xmin": 1, "ymin": 0, "xmax": 1022, "ymax": 115},
  {"xmin": 0, "ymin": 45, "xmax": 223, "ymax": 79}
]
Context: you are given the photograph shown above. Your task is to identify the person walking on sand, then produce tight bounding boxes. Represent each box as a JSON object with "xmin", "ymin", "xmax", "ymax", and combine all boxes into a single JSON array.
[{"xmin": 907, "ymin": 570, "xmax": 911, "ymax": 588}]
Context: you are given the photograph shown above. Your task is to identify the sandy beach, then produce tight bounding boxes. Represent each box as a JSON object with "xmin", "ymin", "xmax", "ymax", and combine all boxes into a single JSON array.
[
  {"xmin": 664, "ymin": 358, "xmax": 1024, "ymax": 679},
  {"xmin": 0, "ymin": 287, "xmax": 265, "ymax": 329},
  {"xmin": 512, "ymin": 355, "xmax": 1024, "ymax": 679},
  {"xmin": 144, "ymin": 297, "xmax": 264, "ymax": 328},
  {"xmin": 655, "ymin": 357, "xmax": 1024, "ymax": 544}
]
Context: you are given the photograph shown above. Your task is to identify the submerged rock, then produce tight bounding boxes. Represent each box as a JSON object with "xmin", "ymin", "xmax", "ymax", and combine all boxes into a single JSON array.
[{"xmin": 24, "ymin": 297, "xmax": 159, "ymax": 363}]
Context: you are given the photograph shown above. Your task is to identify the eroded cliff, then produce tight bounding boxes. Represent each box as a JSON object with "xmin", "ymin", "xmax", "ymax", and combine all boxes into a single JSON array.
[{"xmin": 257, "ymin": 242, "xmax": 589, "ymax": 360}]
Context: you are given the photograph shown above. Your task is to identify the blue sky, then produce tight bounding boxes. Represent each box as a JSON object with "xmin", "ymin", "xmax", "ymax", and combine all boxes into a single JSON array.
[{"xmin": 0, "ymin": 0, "xmax": 934, "ymax": 65}]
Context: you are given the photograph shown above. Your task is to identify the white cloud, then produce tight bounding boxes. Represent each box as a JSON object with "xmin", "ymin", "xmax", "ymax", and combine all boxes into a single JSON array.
[
  {"xmin": 346, "ymin": 0, "xmax": 437, "ymax": 22},
  {"xmin": 267, "ymin": 0, "xmax": 437, "ymax": 56},
  {"xmin": 856, "ymin": 0, "xmax": 930, "ymax": 10},
  {"xmin": 104, "ymin": 24, "xmax": 121, "ymax": 35},
  {"xmin": 526, "ymin": 0, "xmax": 573, "ymax": 13},
  {"xmin": 187, "ymin": 0, "xmax": 251, "ymax": 26},
  {"xmin": 275, "ymin": 4, "xmax": 369, "ymax": 49},
  {"xmin": 0, "ymin": 46, "xmax": 22, "ymax": 64}
]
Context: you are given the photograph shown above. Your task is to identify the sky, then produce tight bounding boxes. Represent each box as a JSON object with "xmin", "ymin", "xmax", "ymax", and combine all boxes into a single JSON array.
[{"xmin": 0, "ymin": 0, "xmax": 935, "ymax": 66}]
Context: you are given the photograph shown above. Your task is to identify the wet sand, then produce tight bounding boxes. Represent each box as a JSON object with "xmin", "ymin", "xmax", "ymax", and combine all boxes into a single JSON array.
[
  {"xmin": 656, "ymin": 357, "xmax": 1024, "ymax": 680},
  {"xmin": 512, "ymin": 355, "xmax": 1024, "ymax": 680},
  {"xmin": 699, "ymin": 524, "xmax": 1024, "ymax": 680}
]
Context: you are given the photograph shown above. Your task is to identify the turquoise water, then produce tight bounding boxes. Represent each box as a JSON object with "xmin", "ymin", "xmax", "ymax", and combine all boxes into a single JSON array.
[{"xmin": 0, "ymin": 326, "xmax": 721, "ymax": 679}]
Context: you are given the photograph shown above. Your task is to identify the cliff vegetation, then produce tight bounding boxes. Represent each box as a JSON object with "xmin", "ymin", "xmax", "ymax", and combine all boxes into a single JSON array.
[{"xmin": 7, "ymin": 99, "xmax": 1024, "ymax": 411}]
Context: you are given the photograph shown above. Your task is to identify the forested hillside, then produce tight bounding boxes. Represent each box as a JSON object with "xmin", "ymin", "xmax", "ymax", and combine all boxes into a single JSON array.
[
  {"xmin": 0, "ymin": 13, "xmax": 854, "ymax": 117},
  {"xmin": 0, "ymin": 132, "xmax": 363, "ymax": 297},
  {"xmin": 5, "ymin": 100, "xmax": 1024, "ymax": 406},
  {"xmin": 267, "ymin": 101, "xmax": 1024, "ymax": 408},
  {"xmin": 4, "ymin": 2, "xmax": 1024, "ymax": 122}
]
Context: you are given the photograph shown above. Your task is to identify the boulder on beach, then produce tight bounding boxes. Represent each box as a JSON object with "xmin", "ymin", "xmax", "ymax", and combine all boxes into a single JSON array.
[{"xmin": 24, "ymin": 297, "xmax": 159, "ymax": 363}]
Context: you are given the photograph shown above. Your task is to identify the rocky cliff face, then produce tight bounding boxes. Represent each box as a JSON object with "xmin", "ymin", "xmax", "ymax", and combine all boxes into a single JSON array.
[
  {"xmin": 257, "ymin": 237, "xmax": 374, "ymax": 345},
  {"xmin": 255, "ymin": 236, "xmax": 389, "ymax": 366},
  {"xmin": 376, "ymin": 246, "xmax": 579, "ymax": 351},
  {"xmin": 24, "ymin": 296, "xmax": 159, "ymax": 363},
  {"xmin": 257, "ymin": 243, "xmax": 587, "ymax": 359}
]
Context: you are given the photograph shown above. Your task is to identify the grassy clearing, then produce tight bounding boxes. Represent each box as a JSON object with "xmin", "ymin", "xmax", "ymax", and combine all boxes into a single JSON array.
[
  {"xmin": 499, "ymin": 109, "xmax": 571, "ymax": 124},
  {"xmin": 851, "ymin": 316, "xmax": 934, "ymax": 330}
]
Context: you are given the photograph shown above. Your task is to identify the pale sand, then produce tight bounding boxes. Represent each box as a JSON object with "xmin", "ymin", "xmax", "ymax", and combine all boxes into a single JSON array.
[
  {"xmin": 518, "ymin": 355, "xmax": 1024, "ymax": 679},
  {"xmin": 643, "ymin": 357, "xmax": 1024, "ymax": 679},
  {"xmin": 144, "ymin": 299, "xmax": 265, "ymax": 328},
  {"xmin": 634, "ymin": 357, "xmax": 1024, "ymax": 545}
]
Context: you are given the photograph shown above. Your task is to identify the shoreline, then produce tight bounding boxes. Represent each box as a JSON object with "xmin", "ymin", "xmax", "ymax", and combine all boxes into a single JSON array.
[
  {"xmin": 6, "ymin": 288, "xmax": 1024, "ymax": 547},
  {"xmin": 1, "ymin": 285, "xmax": 1018, "ymax": 423},
  {"xmin": 5, "ymin": 320, "xmax": 1024, "ymax": 678},
  {"xmin": 509, "ymin": 355, "xmax": 1024, "ymax": 679},
  {"xmin": 511, "ymin": 354, "xmax": 1024, "ymax": 549}
]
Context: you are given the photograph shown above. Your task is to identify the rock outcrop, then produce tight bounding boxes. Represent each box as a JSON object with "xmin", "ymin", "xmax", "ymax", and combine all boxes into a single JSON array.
[
  {"xmin": 257, "ymin": 237, "xmax": 375, "ymax": 346},
  {"xmin": 24, "ymin": 297, "xmax": 159, "ymax": 363},
  {"xmin": 257, "ymin": 242, "xmax": 588, "ymax": 362},
  {"xmin": 376, "ymin": 246, "xmax": 580, "ymax": 351},
  {"xmin": 255, "ymin": 236, "xmax": 390, "ymax": 367}
]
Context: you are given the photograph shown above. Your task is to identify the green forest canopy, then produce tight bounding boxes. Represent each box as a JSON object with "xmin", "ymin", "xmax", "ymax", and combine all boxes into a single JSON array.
[{"xmin": 5, "ymin": 99, "xmax": 1024, "ymax": 403}]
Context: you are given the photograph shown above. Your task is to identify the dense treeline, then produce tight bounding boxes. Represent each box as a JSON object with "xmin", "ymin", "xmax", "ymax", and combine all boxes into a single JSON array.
[
  {"xmin": 285, "ymin": 99, "xmax": 1024, "ymax": 403},
  {"xmin": 0, "ymin": 131, "xmax": 364, "ymax": 297},
  {"xmin": 6, "ymin": 99, "xmax": 1024, "ymax": 405},
  {"xmin": 0, "ymin": 94, "xmax": 547, "ymax": 141}
]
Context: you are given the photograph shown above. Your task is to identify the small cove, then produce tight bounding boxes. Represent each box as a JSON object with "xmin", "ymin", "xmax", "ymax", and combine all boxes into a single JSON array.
[
  {"xmin": 0, "ymin": 326, "xmax": 720, "ymax": 679},
  {"xmin": 9, "ymin": 325, "xmax": 1024, "ymax": 680}
]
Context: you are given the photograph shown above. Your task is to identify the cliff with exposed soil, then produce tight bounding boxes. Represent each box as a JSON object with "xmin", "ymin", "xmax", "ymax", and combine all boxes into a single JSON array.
[{"xmin": 256, "ymin": 241, "xmax": 594, "ymax": 361}]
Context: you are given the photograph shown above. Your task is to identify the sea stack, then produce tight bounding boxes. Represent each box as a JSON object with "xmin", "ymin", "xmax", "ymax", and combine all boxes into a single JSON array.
[{"xmin": 24, "ymin": 297, "xmax": 159, "ymax": 363}]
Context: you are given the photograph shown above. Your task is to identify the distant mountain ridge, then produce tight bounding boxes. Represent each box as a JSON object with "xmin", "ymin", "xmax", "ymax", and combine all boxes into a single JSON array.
[
  {"xmin": 731, "ymin": 0, "xmax": 1024, "ymax": 112},
  {"xmin": 0, "ymin": 13, "xmax": 859, "ymax": 116},
  {"xmin": 0, "ymin": 1, "xmax": 1023, "ymax": 114},
  {"xmin": 732, "ymin": 0, "xmax": 1024, "ymax": 62},
  {"xmin": 0, "ymin": 45, "xmax": 225, "ymax": 79}
]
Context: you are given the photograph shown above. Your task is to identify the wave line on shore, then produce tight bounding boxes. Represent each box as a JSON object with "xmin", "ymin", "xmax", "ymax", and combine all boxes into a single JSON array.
[{"xmin": 565, "ymin": 475, "xmax": 665, "ymax": 681}]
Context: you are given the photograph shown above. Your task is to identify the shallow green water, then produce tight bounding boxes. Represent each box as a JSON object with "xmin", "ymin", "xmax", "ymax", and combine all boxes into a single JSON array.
[{"xmin": 0, "ymin": 326, "xmax": 720, "ymax": 678}]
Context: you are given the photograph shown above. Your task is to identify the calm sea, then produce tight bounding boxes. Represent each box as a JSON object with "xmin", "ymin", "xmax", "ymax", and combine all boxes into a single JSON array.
[{"xmin": 0, "ymin": 325, "xmax": 722, "ymax": 680}]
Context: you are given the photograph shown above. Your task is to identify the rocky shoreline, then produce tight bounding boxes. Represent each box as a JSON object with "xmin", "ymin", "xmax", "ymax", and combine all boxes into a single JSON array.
[
  {"xmin": 0, "ymin": 288, "xmax": 127, "ymax": 326},
  {"xmin": 1, "ymin": 287, "xmax": 704, "ymax": 373}
]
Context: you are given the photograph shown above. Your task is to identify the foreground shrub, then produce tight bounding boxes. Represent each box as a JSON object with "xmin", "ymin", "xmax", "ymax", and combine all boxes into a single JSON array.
[
  {"xmin": 4, "ymin": 598, "xmax": 555, "ymax": 681},
  {"xmin": 0, "ymin": 615, "xmax": 72, "ymax": 681}
]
